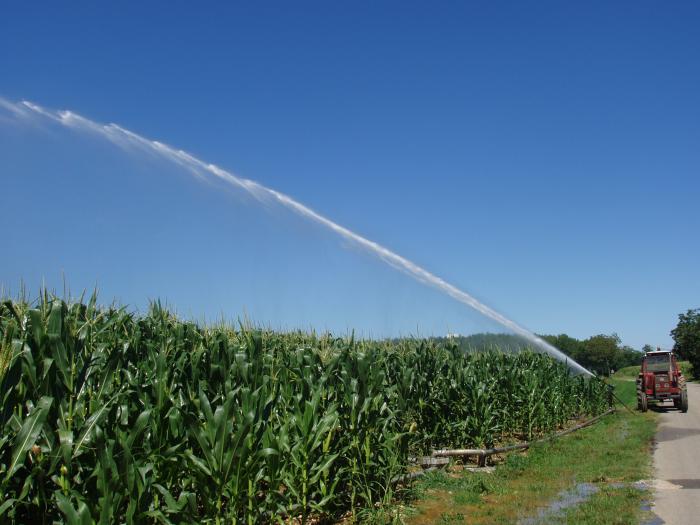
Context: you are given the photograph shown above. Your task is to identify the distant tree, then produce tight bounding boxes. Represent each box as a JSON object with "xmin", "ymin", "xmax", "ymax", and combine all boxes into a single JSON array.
[
  {"xmin": 582, "ymin": 334, "xmax": 622, "ymax": 376},
  {"xmin": 439, "ymin": 331, "xmax": 641, "ymax": 376},
  {"xmin": 616, "ymin": 345, "xmax": 643, "ymax": 370},
  {"xmin": 670, "ymin": 309, "xmax": 700, "ymax": 378},
  {"xmin": 642, "ymin": 344, "xmax": 655, "ymax": 353},
  {"xmin": 539, "ymin": 334, "xmax": 585, "ymax": 362}
]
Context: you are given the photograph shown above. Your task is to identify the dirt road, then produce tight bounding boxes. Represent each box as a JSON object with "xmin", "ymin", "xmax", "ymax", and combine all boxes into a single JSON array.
[{"xmin": 651, "ymin": 382, "xmax": 700, "ymax": 524}]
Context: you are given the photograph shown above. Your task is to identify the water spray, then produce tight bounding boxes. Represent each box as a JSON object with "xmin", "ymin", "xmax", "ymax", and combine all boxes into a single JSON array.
[{"xmin": 1, "ymin": 98, "xmax": 594, "ymax": 376}]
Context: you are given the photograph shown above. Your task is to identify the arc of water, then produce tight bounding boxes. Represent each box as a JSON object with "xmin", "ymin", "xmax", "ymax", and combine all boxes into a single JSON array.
[{"xmin": 4, "ymin": 98, "xmax": 592, "ymax": 376}]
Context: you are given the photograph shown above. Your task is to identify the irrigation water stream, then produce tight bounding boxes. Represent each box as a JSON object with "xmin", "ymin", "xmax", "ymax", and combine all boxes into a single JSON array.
[{"xmin": 1, "ymin": 97, "xmax": 592, "ymax": 376}]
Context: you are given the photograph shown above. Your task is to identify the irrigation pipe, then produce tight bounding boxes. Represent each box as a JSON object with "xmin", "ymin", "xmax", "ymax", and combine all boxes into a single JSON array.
[
  {"xmin": 402, "ymin": 407, "xmax": 615, "ymax": 478},
  {"xmin": 395, "ymin": 467, "xmax": 439, "ymax": 483},
  {"xmin": 432, "ymin": 407, "xmax": 615, "ymax": 460}
]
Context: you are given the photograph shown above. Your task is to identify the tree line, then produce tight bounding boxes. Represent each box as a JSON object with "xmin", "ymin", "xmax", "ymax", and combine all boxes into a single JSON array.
[
  {"xmin": 432, "ymin": 332, "xmax": 642, "ymax": 376},
  {"xmin": 538, "ymin": 333, "xmax": 641, "ymax": 376},
  {"xmin": 422, "ymin": 308, "xmax": 700, "ymax": 380},
  {"xmin": 671, "ymin": 308, "xmax": 700, "ymax": 378}
]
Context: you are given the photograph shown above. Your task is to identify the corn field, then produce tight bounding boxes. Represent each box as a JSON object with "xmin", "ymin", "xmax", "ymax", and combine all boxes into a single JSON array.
[{"xmin": 0, "ymin": 295, "xmax": 610, "ymax": 523}]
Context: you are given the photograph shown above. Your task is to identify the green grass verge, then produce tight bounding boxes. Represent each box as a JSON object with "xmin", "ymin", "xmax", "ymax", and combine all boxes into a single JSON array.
[
  {"xmin": 556, "ymin": 486, "xmax": 649, "ymax": 525},
  {"xmin": 401, "ymin": 379, "xmax": 655, "ymax": 525},
  {"xmin": 609, "ymin": 376, "xmax": 639, "ymax": 406},
  {"xmin": 613, "ymin": 365, "xmax": 641, "ymax": 380}
]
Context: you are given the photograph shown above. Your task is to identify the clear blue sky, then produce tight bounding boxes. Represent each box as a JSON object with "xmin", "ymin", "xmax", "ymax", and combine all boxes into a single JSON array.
[{"xmin": 1, "ymin": 2, "xmax": 698, "ymax": 348}]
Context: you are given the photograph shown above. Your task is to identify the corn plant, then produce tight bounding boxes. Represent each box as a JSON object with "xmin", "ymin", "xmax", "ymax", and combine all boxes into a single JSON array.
[{"xmin": 0, "ymin": 293, "xmax": 610, "ymax": 523}]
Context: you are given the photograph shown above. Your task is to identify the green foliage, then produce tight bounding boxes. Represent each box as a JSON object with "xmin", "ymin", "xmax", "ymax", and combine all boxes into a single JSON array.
[
  {"xmin": 670, "ymin": 309, "xmax": 700, "ymax": 378},
  {"xmin": 0, "ymin": 294, "xmax": 609, "ymax": 523},
  {"xmin": 584, "ymin": 335, "xmax": 623, "ymax": 376},
  {"xmin": 539, "ymin": 333, "xmax": 642, "ymax": 376}
]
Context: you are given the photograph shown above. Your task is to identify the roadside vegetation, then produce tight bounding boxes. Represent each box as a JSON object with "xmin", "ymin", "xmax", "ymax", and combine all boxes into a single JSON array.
[
  {"xmin": 613, "ymin": 365, "xmax": 643, "ymax": 381},
  {"xmin": 670, "ymin": 308, "xmax": 700, "ymax": 378},
  {"xmin": 405, "ymin": 379, "xmax": 656, "ymax": 524},
  {"xmin": 0, "ymin": 294, "xmax": 610, "ymax": 523}
]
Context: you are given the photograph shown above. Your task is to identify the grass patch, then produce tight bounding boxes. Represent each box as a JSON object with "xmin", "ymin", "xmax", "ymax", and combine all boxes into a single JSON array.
[
  {"xmin": 608, "ymin": 377, "xmax": 638, "ymax": 406},
  {"xmin": 613, "ymin": 365, "xmax": 641, "ymax": 381},
  {"xmin": 404, "ymin": 379, "xmax": 655, "ymax": 525},
  {"xmin": 556, "ymin": 486, "xmax": 649, "ymax": 525}
]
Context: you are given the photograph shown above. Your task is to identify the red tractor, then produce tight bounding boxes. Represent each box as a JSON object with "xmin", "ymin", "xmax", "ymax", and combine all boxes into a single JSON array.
[{"xmin": 637, "ymin": 349, "xmax": 688, "ymax": 412}]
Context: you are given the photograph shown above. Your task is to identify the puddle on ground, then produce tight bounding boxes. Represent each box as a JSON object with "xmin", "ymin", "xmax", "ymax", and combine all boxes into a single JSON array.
[
  {"xmin": 610, "ymin": 480, "xmax": 650, "ymax": 490},
  {"xmin": 640, "ymin": 498, "xmax": 664, "ymax": 525},
  {"xmin": 518, "ymin": 483, "xmax": 599, "ymax": 524},
  {"xmin": 518, "ymin": 481, "xmax": 649, "ymax": 524},
  {"xmin": 637, "ymin": 480, "xmax": 664, "ymax": 525},
  {"xmin": 640, "ymin": 505, "xmax": 664, "ymax": 525}
]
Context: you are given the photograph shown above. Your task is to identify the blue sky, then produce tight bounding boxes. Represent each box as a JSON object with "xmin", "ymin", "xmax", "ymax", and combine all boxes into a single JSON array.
[{"xmin": 1, "ymin": 2, "xmax": 699, "ymax": 348}]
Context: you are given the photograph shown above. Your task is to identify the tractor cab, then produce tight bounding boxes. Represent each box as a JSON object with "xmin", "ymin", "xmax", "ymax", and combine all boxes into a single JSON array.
[{"xmin": 637, "ymin": 349, "xmax": 688, "ymax": 412}]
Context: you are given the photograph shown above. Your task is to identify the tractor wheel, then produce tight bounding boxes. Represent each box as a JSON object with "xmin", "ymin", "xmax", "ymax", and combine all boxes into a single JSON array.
[
  {"xmin": 639, "ymin": 392, "xmax": 648, "ymax": 412},
  {"xmin": 681, "ymin": 389, "xmax": 688, "ymax": 413}
]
